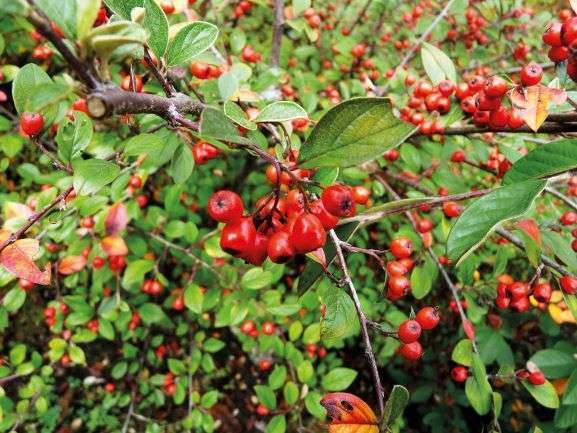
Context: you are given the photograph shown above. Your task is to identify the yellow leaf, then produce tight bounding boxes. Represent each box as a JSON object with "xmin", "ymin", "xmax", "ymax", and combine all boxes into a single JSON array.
[{"xmin": 509, "ymin": 85, "xmax": 567, "ymax": 132}]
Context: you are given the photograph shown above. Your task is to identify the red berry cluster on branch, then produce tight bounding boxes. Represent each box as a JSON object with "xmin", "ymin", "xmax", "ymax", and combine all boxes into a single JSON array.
[{"xmin": 397, "ymin": 306, "xmax": 440, "ymax": 361}]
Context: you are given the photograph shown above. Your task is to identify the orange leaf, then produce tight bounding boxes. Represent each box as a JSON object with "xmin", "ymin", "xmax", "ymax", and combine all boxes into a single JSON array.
[
  {"xmin": 0, "ymin": 242, "xmax": 51, "ymax": 285},
  {"xmin": 105, "ymin": 203, "xmax": 128, "ymax": 235},
  {"xmin": 509, "ymin": 85, "xmax": 567, "ymax": 132},
  {"xmin": 321, "ymin": 393, "xmax": 379, "ymax": 433},
  {"xmin": 4, "ymin": 202, "xmax": 34, "ymax": 220},
  {"xmin": 101, "ymin": 236, "xmax": 128, "ymax": 256},
  {"xmin": 517, "ymin": 219, "xmax": 541, "ymax": 246},
  {"xmin": 58, "ymin": 255, "xmax": 87, "ymax": 275},
  {"xmin": 307, "ymin": 247, "xmax": 327, "ymax": 269}
]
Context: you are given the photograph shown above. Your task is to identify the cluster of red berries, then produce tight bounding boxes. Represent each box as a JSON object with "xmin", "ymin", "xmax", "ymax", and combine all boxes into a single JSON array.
[
  {"xmin": 43, "ymin": 303, "xmax": 68, "ymax": 328},
  {"xmin": 29, "ymin": 25, "xmax": 56, "ymax": 61},
  {"xmin": 495, "ymin": 280, "xmax": 551, "ymax": 312},
  {"xmin": 233, "ymin": 0, "xmax": 253, "ymax": 19},
  {"xmin": 305, "ymin": 343, "xmax": 327, "ymax": 359},
  {"xmin": 208, "ymin": 181, "xmax": 368, "ymax": 266},
  {"xmin": 192, "ymin": 140, "xmax": 220, "ymax": 165},
  {"xmin": 303, "ymin": 7, "xmax": 322, "ymax": 29},
  {"xmin": 163, "ymin": 372, "xmax": 177, "ymax": 396},
  {"xmin": 241, "ymin": 45, "xmax": 262, "ymax": 63},
  {"xmin": 190, "ymin": 62, "xmax": 223, "ymax": 80},
  {"xmin": 448, "ymin": 7, "xmax": 489, "ymax": 47},
  {"xmin": 240, "ymin": 320, "xmax": 276, "ymax": 338},
  {"xmin": 542, "ymin": 16, "xmax": 577, "ymax": 82},
  {"xmin": 397, "ymin": 307, "xmax": 440, "ymax": 360},
  {"xmin": 516, "ymin": 368, "xmax": 546, "ymax": 386},
  {"xmin": 385, "ymin": 237, "xmax": 414, "ymax": 300},
  {"xmin": 128, "ymin": 312, "xmax": 141, "ymax": 331},
  {"xmin": 319, "ymin": 85, "xmax": 342, "ymax": 105},
  {"xmin": 141, "ymin": 279, "xmax": 164, "ymax": 295}
]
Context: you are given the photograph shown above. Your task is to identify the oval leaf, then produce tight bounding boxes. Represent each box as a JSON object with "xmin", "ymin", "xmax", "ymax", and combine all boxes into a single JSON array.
[
  {"xmin": 255, "ymin": 101, "xmax": 308, "ymax": 123},
  {"xmin": 166, "ymin": 21, "xmax": 219, "ymax": 66},
  {"xmin": 420, "ymin": 42, "xmax": 457, "ymax": 85}
]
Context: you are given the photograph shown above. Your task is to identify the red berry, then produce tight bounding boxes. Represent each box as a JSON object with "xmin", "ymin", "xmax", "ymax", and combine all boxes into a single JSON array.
[
  {"xmin": 532, "ymin": 283, "xmax": 552, "ymax": 303},
  {"xmin": 129, "ymin": 175, "xmax": 142, "ymax": 189},
  {"xmin": 240, "ymin": 320, "xmax": 256, "ymax": 335},
  {"xmin": 451, "ymin": 150, "xmax": 466, "ymax": 163},
  {"xmin": 398, "ymin": 320, "xmax": 422, "ymax": 344},
  {"xmin": 562, "ymin": 17, "xmax": 577, "ymax": 46},
  {"xmin": 259, "ymin": 359, "xmax": 272, "ymax": 371},
  {"xmin": 309, "ymin": 200, "xmax": 339, "ymax": 231},
  {"xmin": 560, "ymin": 275, "xmax": 577, "ymax": 294},
  {"xmin": 398, "ymin": 341, "xmax": 423, "ymax": 360},
  {"xmin": 484, "ymin": 76, "xmax": 510, "ymax": 98},
  {"xmin": 416, "ymin": 218, "xmax": 433, "ymax": 233},
  {"xmin": 256, "ymin": 404, "xmax": 269, "ymax": 416},
  {"xmin": 267, "ymin": 231, "xmax": 295, "ymax": 264},
  {"xmin": 208, "ymin": 190, "xmax": 244, "ymax": 224},
  {"xmin": 451, "ymin": 366, "xmax": 469, "ymax": 382},
  {"xmin": 20, "ymin": 112, "xmax": 44, "ymax": 136},
  {"xmin": 495, "ymin": 296, "xmax": 510, "ymax": 309},
  {"xmin": 443, "ymin": 201, "xmax": 461, "ymax": 218},
  {"xmin": 549, "ymin": 46, "xmax": 570, "ymax": 63},
  {"xmin": 220, "ymin": 217, "xmax": 257, "ymax": 258},
  {"xmin": 351, "ymin": 186, "xmax": 371, "ymax": 205},
  {"xmin": 289, "ymin": 213, "xmax": 326, "ymax": 254},
  {"xmin": 438, "ymin": 80, "xmax": 455, "ymax": 96},
  {"xmin": 387, "ymin": 260, "xmax": 408, "ymax": 276},
  {"xmin": 528, "ymin": 371, "xmax": 546, "ymax": 385},
  {"xmin": 390, "ymin": 237, "xmax": 413, "ymax": 259},
  {"xmin": 262, "ymin": 321, "xmax": 276, "ymax": 335},
  {"xmin": 560, "ymin": 211, "xmax": 577, "ymax": 225},
  {"xmin": 520, "ymin": 63, "xmax": 543, "ymax": 87},
  {"xmin": 387, "ymin": 275, "xmax": 410, "ymax": 299},
  {"xmin": 543, "ymin": 22, "xmax": 563, "ymax": 46},
  {"xmin": 322, "ymin": 184, "xmax": 356, "ymax": 217},
  {"xmin": 415, "ymin": 306, "xmax": 440, "ymax": 330},
  {"xmin": 92, "ymin": 256, "xmax": 105, "ymax": 269}
]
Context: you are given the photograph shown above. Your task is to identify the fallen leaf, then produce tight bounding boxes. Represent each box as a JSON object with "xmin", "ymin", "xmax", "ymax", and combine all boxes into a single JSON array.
[
  {"xmin": 0, "ymin": 241, "xmax": 51, "ymax": 285},
  {"xmin": 517, "ymin": 219, "xmax": 541, "ymax": 246},
  {"xmin": 321, "ymin": 393, "xmax": 379, "ymax": 433},
  {"xmin": 59, "ymin": 255, "xmax": 87, "ymax": 275},
  {"xmin": 509, "ymin": 85, "xmax": 567, "ymax": 132},
  {"xmin": 101, "ymin": 236, "xmax": 128, "ymax": 256},
  {"xmin": 105, "ymin": 203, "xmax": 128, "ymax": 235}
]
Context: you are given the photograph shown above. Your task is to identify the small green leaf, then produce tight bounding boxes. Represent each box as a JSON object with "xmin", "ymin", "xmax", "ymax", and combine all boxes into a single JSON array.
[
  {"xmin": 143, "ymin": 0, "xmax": 168, "ymax": 58},
  {"xmin": 240, "ymin": 268, "xmax": 272, "ymax": 290},
  {"xmin": 451, "ymin": 339, "xmax": 474, "ymax": 367},
  {"xmin": 36, "ymin": 0, "xmax": 77, "ymax": 39},
  {"xmin": 166, "ymin": 21, "xmax": 219, "ymax": 66},
  {"xmin": 255, "ymin": 385, "xmax": 277, "ymax": 410},
  {"xmin": 381, "ymin": 385, "xmax": 410, "ymax": 429},
  {"xmin": 184, "ymin": 284, "xmax": 204, "ymax": 314},
  {"xmin": 138, "ymin": 303, "xmax": 168, "ymax": 325},
  {"xmin": 72, "ymin": 159, "xmax": 120, "ymax": 195},
  {"xmin": 12, "ymin": 64, "xmax": 52, "ymax": 114},
  {"xmin": 169, "ymin": 144, "xmax": 194, "ymax": 184},
  {"xmin": 321, "ymin": 368, "xmax": 357, "ymax": 391},
  {"xmin": 321, "ymin": 287, "xmax": 360, "ymax": 344},
  {"xmin": 57, "ymin": 112, "xmax": 93, "ymax": 162},
  {"xmin": 255, "ymin": 101, "xmax": 308, "ymax": 123},
  {"xmin": 103, "ymin": 0, "xmax": 142, "ymax": 19},
  {"xmin": 224, "ymin": 101, "xmax": 257, "ymax": 130},
  {"xmin": 69, "ymin": 345, "xmax": 86, "ymax": 365},
  {"xmin": 2, "ymin": 288, "xmax": 26, "ymax": 312},
  {"xmin": 299, "ymin": 98, "xmax": 415, "ymax": 169},
  {"xmin": 265, "ymin": 415, "xmax": 286, "ymax": 433},
  {"xmin": 421, "ymin": 42, "xmax": 457, "ymax": 85},
  {"xmin": 218, "ymin": 71, "xmax": 239, "ymax": 100},
  {"xmin": 465, "ymin": 376, "xmax": 491, "ymax": 415},
  {"xmin": 77, "ymin": 0, "xmax": 101, "ymax": 40},
  {"xmin": 522, "ymin": 381, "xmax": 560, "ymax": 409},
  {"xmin": 447, "ymin": 180, "xmax": 546, "ymax": 264}
]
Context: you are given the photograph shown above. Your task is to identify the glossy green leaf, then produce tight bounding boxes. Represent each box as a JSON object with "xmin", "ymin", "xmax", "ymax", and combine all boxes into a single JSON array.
[
  {"xmin": 224, "ymin": 101, "xmax": 257, "ymax": 130},
  {"xmin": 166, "ymin": 21, "xmax": 219, "ymax": 66},
  {"xmin": 57, "ymin": 112, "xmax": 93, "ymax": 162},
  {"xmin": 529, "ymin": 349, "xmax": 577, "ymax": 379},
  {"xmin": 169, "ymin": 144, "xmax": 194, "ymax": 184},
  {"xmin": 447, "ymin": 180, "xmax": 546, "ymax": 264},
  {"xmin": 255, "ymin": 101, "xmax": 307, "ymax": 123},
  {"xmin": 465, "ymin": 376, "xmax": 491, "ymax": 415},
  {"xmin": 421, "ymin": 42, "xmax": 457, "ymax": 85},
  {"xmin": 143, "ymin": 0, "xmax": 169, "ymax": 58},
  {"xmin": 451, "ymin": 339, "xmax": 474, "ymax": 367},
  {"xmin": 504, "ymin": 139, "xmax": 577, "ymax": 185},
  {"xmin": 72, "ymin": 159, "xmax": 120, "ymax": 195},
  {"xmin": 299, "ymin": 98, "xmax": 415, "ymax": 169},
  {"xmin": 522, "ymin": 381, "xmax": 560, "ymax": 409},
  {"xmin": 320, "ymin": 287, "xmax": 360, "ymax": 344},
  {"xmin": 12, "ymin": 64, "xmax": 52, "ymax": 114},
  {"xmin": 255, "ymin": 385, "xmax": 277, "ymax": 410},
  {"xmin": 321, "ymin": 368, "xmax": 357, "ymax": 391},
  {"xmin": 265, "ymin": 415, "xmax": 286, "ymax": 433},
  {"xmin": 36, "ymin": 0, "xmax": 77, "ymax": 39}
]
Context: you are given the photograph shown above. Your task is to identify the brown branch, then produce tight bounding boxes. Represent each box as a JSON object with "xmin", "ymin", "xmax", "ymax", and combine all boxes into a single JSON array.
[
  {"xmin": 0, "ymin": 186, "xmax": 74, "ymax": 255},
  {"xmin": 329, "ymin": 230, "xmax": 385, "ymax": 418},
  {"xmin": 270, "ymin": 0, "xmax": 284, "ymax": 68},
  {"xmin": 349, "ymin": 0, "xmax": 373, "ymax": 33},
  {"xmin": 144, "ymin": 46, "xmax": 176, "ymax": 97}
]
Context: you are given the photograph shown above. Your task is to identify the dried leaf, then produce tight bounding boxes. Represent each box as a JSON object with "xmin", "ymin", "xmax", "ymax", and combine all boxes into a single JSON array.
[
  {"xmin": 509, "ymin": 85, "xmax": 567, "ymax": 132},
  {"xmin": 58, "ymin": 255, "xmax": 87, "ymax": 275},
  {"xmin": 321, "ymin": 393, "xmax": 379, "ymax": 433},
  {"xmin": 101, "ymin": 235, "xmax": 128, "ymax": 256},
  {"xmin": 0, "ymin": 241, "xmax": 51, "ymax": 285},
  {"xmin": 105, "ymin": 203, "xmax": 128, "ymax": 235},
  {"xmin": 4, "ymin": 202, "xmax": 34, "ymax": 220},
  {"xmin": 517, "ymin": 219, "xmax": 541, "ymax": 246},
  {"xmin": 307, "ymin": 247, "xmax": 327, "ymax": 269}
]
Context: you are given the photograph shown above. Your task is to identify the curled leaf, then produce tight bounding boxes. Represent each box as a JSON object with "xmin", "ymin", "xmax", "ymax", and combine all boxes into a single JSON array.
[
  {"xmin": 105, "ymin": 203, "xmax": 128, "ymax": 235},
  {"xmin": 58, "ymin": 255, "xmax": 87, "ymax": 275},
  {"xmin": 321, "ymin": 393, "xmax": 379, "ymax": 433},
  {"xmin": 509, "ymin": 85, "xmax": 567, "ymax": 132},
  {"xmin": 101, "ymin": 235, "xmax": 128, "ymax": 256}
]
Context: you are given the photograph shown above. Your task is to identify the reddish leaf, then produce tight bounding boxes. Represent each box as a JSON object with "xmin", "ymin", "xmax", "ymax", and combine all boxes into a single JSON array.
[
  {"xmin": 101, "ymin": 236, "xmax": 128, "ymax": 256},
  {"xmin": 58, "ymin": 255, "xmax": 87, "ymax": 275},
  {"xmin": 509, "ymin": 85, "xmax": 567, "ymax": 132},
  {"xmin": 0, "ymin": 240, "xmax": 51, "ymax": 285},
  {"xmin": 463, "ymin": 320, "xmax": 476, "ymax": 341},
  {"xmin": 517, "ymin": 219, "xmax": 541, "ymax": 246},
  {"xmin": 105, "ymin": 203, "xmax": 128, "ymax": 235},
  {"xmin": 321, "ymin": 393, "xmax": 379, "ymax": 433},
  {"xmin": 4, "ymin": 202, "xmax": 34, "ymax": 220},
  {"xmin": 307, "ymin": 247, "xmax": 327, "ymax": 269}
]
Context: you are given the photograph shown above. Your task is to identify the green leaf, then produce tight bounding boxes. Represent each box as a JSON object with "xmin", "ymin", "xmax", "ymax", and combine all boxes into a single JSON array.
[
  {"xmin": 224, "ymin": 101, "xmax": 257, "ymax": 130},
  {"xmin": 123, "ymin": 133, "xmax": 167, "ymax": 162},
  {"xmin": 465, "ymin": 376, "xmax": 491, "ymax": 415},
  {"xmin": 138, "ymin": 303, "xmax": 168, "ymax": 325},
  {"xmin": 522, "ymin": 381, "xmax": 560, "ymax": 409},
  {"xmin": 265, "ymin": 415, "xmax": 286, "ymax": 433},
  {"xmin": 420, "ymin": 42, "xmax": 457, "ymax": 85},
  {"xmin": 10, "ymin": 344, "xmax": 26, "ymax": 365},
  {"xmin": 380, "ymin": 385, "xmax": 410, "ymax": 429},
  {"xmin": 169, "ymin": 144, "xmax": 194, "ymax": 184},
  {"xmin": 28, "ymin": 82, "xmax": 72, "ymax": 113},
  {"xmin": 255, "ymin": 101, "xmax": 308, "ymax": 123},
  {"xmin": 268, "ymin": 365, "xmax": 287, "ymax": 390},
  {"xmin": 166, "ymin": 21, "xmax": 219, "ymax": 66},
  {"xmin": 36, "ymin": 0, "xmax": 77, "ymax": 39},
  {"xmin": 555, "ymin": 404, "xmax": 577, "ymax": 428},
  {"xmin": 2, "ymin": 288, "xmax": 26, "ymax": 312},
  {"xmin": 283, "ymin": 381, "xmax": 299, "ymax": 405},
  {"xmin": 267, "ymin": 304, "xmax": 300, "ymax": 316},
  {"xmin": 529, "ymin": 349, "xmax": 577, "ymax": 379},
  {"xmin": 77, "ymin": 0, "xmax": 101, "ymax": 41},
  {"xmin": 103, "ymin": 0, "xmax": 142, "ymax": 19},
  {"xmin": 562, "ymin": 369, "xmax": 577, "ymax": 405},
  {"xmin": 542, "ymin": 231, "xmax": 577, "ymax": 272},
  {"xmin": 184, "ymin": 284, "xmax": 204, "ymax": 314},
  {"xmin": 72, "ymin": 159, "xmax": 120, "ymax": 195},
  {"xmin": 143, "ymin": 0, "xmax": 168, "ymax": 58},
  {"xmin": 57, "ymin": 112, "xmax": 93, "ymax": 162},
  {"xmin": 321, "ymin": 287, "xmax": 360, "ymax": 344},
  {"xmin": 447, "ymin": 180, "xmax": 546, "ymax": 264},
  {"xmin": 451, "ymin": 339, "xmax": 474, "ymax": 367},
  {"xmin": 240, "ymin": 268, "xmax": 272, "ymax": 290},
  {"xmin": 255, "ymin": 385, "xmax": 277, "ymax": 410},
  {"xmin": 321, "ymin": 368, "xmax": 357, "ymax": 391},
  {"xmin": 201, "ymin": 390, "xmax": 219, "ymax": 408},
  {"xmin": 12, "ymin": 64, "xmax": 52, "ymax": 114},
  {"xmin": 121, "ymin": 259, "xmax": 154, "ymax": 289},
  {"xmin": 69, "ymin": 345, "xmax": 86, "ymax": 365},
  {"xmin": 292, "ymin": 0, "xmax": 311, "ymax": 16},
  {"xmin": 218, "ymin": 71, "xmax": 239, "ymax": 100},
  {"xmin": 410, "ymin": 257, "xmax": 436, "ymax": 299},
  {"xmin": 299, "ymin": 98, "xmax": 415, "ymax": 169},
  {"xmin": 503, "ymin": 139, "xmax": 577, "ymax": 185}
]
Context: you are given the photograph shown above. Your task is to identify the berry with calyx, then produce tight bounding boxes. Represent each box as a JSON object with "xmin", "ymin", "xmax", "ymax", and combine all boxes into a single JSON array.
[
  {"xmin": 290, "ymin": 213, "xmax": 326, "ymax": 254},
  {"xmin": 267, "ymin": 231, "xmax": 295, "ymax": 264},
  {"xmin": 560, "ymin": 275, "xmax": 577, "ymax": 294},
  {"xmin": 416, "ymin": 306, "xmax": 440, "ymax": 330},
  {"xmin": 520, "ymin": 62, "xmax": 543, "ymax": 86},
  {"xmin": 398, "ymin": 320, "xmax": 422, "ymax": 344},
  {"xmin": 220, "ymin": 217, "xmax": 257, "ymax": 258},
  {"xmin": 322, "ymin": 184, "xmax": 356, "ymax": 217},
  {"xmin": 208, "ymin": 190, "xmax": 244, "ymax": 224},
  {"xmin": 390, "ymin": 237, "xmax": 413, "ymax": 259},
  {"xmin": 528, "ymin": 371, "xmax": 545, "ymax": 385},
  {"xmin": 532, "ymin": 283, "xmax": 552, "ymax": 303},
  {"xmin": 20, "ymin": 112, "xmax": 44, "ymax": 136},
  {"xmin": 398, "ymin": 341, "xmax": 423, "ymax": 360}
]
